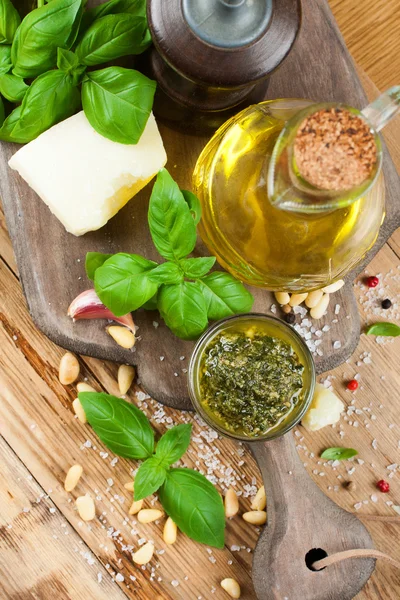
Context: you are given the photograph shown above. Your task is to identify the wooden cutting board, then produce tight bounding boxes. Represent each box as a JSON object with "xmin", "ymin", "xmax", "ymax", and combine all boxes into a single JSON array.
[{"xmin": 0, "ymin": 0, "xmax": 399, "ymax": 411}]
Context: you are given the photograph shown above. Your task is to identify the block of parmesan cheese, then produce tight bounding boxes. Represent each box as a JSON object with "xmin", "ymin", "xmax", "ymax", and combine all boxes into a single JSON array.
[{"xmin": 8, "ymin": 111, "xmax": 167, "ymax": 236}]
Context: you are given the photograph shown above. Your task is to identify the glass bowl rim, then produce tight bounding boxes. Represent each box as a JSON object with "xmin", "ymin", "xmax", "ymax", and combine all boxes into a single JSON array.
[{"xmin": 187, "ymin": 312, "xmax": 316, "ymax": 442}]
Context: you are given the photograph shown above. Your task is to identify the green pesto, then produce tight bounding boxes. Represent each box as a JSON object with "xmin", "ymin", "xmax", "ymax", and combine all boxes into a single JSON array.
[{"xmin": 200, "ymin": 330, "xmax": 304, "ymax": 437}]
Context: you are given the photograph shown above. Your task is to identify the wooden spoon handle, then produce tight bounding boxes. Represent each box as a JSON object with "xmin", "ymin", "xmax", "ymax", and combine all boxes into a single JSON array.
[{"xmin": 249, "ymin": 433, "xmax": 375, "ymax": 600}]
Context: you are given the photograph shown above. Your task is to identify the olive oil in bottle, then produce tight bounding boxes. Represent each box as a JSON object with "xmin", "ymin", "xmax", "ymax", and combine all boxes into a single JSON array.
[{"xmin": 193, "ymin": 99, "xmax": 386, "ymax": 291}]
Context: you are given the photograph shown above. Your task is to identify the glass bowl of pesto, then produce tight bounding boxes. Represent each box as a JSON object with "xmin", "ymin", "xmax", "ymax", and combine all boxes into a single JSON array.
[{"xmin": 188, "ymin": 313, "xmax": 315, "ymax": 442}]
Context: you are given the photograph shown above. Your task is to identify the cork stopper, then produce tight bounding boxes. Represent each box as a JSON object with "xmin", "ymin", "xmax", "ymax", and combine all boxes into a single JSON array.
[{"xmin": 294, "ymin": 108, "xmax": 377, "ymax": 191}]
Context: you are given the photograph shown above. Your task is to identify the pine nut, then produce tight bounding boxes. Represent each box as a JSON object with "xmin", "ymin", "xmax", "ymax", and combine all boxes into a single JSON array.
[
  {"xmin": 224, "ymin": 488, "xmax": 239, "ymax": 518},
  {"xmin": 132, "ymin": 542, "xmax": 154, "ymax": 565},
  {"xmin": 221, "ymin": 578, "xmax": 241, "ymax": 599},
  {"xmin": 72, "ymin": 398, "xmax": 87, "ymax": 424},
  {"xmin": 107, "ymin": 326, "xmax": 135, "ymax": 349},
  {"xmin": 59, "ymin": 352, "xmax": 80, "ymax": 385},
  {"xmin": 242, "ymin": 510, "xmax": 267, "ymax": 525},
  {"xmin": 64, "ymin": 464, "xmax": 83, "ymax": 492},
  {"xmin": 118, "ymin": 364, "xmax": 135, "ymax": 394},
  {"xmin": 289, "ymin": 293, "xmax": 308, "ymax": 307},
  {"xmin": 163, "ymin": 517, "xmax": 177, "ymax": 544},
  {"xmin": 321, "ymin": 279, "xmax": 345, "ymax": 294},
  {"xmin": 75, "ymin": 495, "xmax": 95, "ymax": 521},
  {"xmin": 76, "ymin": 382, "xmax": 96, "ymax": 393},
  {"xmin": 251, "ymin": 485, "xmax": 266, "ymax": 511},
  {"xmin": 128, "ymin": 499, "xmax": 143, "ymax": 515},
  {"xmin": 124, "ymin": 481, "xmax": 134, "ymax": 492},
  {"xmin": 305, "ymin": 289, "xmax": 324, "ymax": 309},
  {"xmin": 137, "ymin": 509, "xmax": 163, "ymax": 524},
  {"xmin": 274, "ymin": 292, "xmax": 290, "ymax": 305},
  {"xmin": 310, "ymin": 293, "xmax": 330, "ymax": 319}
]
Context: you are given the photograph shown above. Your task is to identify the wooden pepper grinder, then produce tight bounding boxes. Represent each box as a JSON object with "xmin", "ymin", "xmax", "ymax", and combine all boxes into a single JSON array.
[{"xmin": 146, "ymin": 0, "xmax": 302, "ymax": 131}]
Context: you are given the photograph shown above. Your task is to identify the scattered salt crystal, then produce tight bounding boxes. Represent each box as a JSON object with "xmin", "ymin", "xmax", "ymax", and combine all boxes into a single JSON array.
[
  {"xmin": 115, "ymin": 574, "xmax": 124, "ymax": 582},
  {"xmin": 372, "ymin": 439, "xmax": 378, "ymax": 450},
  {"xmin": 354, "ymin": 503, "xmax": 362, "ymax": 510},
  {"xmin": 333, "ymin": 341, "xmax": 341, "ymax": 350},
  {"xmin": 107, "ymin": 478, "xmax": 114, "ymax": 487},
  {"xmin": 171, "ymin": 580, "xmax": 180, "ymax": 587},
  {"xmin": 393, "ymin": 506, "xmax": 400, "ymax": 516},
  {"xmin": 370, "ymin": 495, "xmax": 378, "ymax": 503},
  {"xmin": 97, "ymin": 573, "xmax": 102, "ymax": 583}
]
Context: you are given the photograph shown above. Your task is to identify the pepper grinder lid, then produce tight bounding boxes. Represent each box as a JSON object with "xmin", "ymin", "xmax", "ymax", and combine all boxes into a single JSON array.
[{"xmin": 148, "ymin": 0, "xmax": 302, "ymax": 88}]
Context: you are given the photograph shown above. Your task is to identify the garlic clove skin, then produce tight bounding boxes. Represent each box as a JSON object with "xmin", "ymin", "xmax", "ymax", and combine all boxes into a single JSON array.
[
  {"xmin": 302, "ymin": 383, "xmax": 344, "ymax": 431},
  {"xmin": 68, "ymin": 289, "xmax": 135, "ymax": 331}
]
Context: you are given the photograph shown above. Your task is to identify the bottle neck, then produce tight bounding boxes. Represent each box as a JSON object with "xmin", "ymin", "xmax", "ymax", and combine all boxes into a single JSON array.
[{"xmin": 267, "ymin": 103, "xmax": 383, "ymax": 214}]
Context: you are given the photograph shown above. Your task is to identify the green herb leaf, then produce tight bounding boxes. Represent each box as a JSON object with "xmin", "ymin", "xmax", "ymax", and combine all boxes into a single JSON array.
[
  {"xmin": 148, "ymin": 169, "xmax": 197, "ymax": 261},
  {"xmin": 0, "ymin": 70, "xmax": 80, "ymax": 143},
  {"xmin": 0, "ymin": 96, "xmax": 4, "ymax": 127},
  {"xmin": 142, "ymin": 293, "xmax": 158, "ymax": 311},
  {"xmin": 182, "ymin": 189, "xmax": 202, "ymax": 225},
  {"xmin": 85, "ymin": 252, "xmax": 113, "ymax": 280},
  {"xmin": 57, "ymin": 47, "xmax": 86, "ymax": 85},
  {"xmin": 94, "ymin": 253, "xmax": 158, "ymax": 316},
  {"xmin": 0, "ymin": 45, "xmax": 11, "ymax": 75},
  {"xmin": 199, "ymin": 272, "xmax": 254, "ymax": 320},
  {"xmin": 180, "ymin": 257, "xmax": 216, "ymax": 279},
  {"xmin": 80, "ymin": 0, "xmax": 147, "ymax": 33},
  {"xmin": 320, "ymin": 447, "xmax": 358, "ymax": 461},
  {"xmin": 0, "ymin": 0, "xmax": 21, "ymax": 45},
  {"xmin": 133, "ymin": 457, "xmax": 167, "ymax": 501},
  {"xmin": 365, "ymin": 322, "xmax": 400, "ymax": 337},
  {"xmin": 76, "ymin": 14, "xmax": 147, "ymax": 66},
  {"xmin": 157, "ymin": 281, "xmax": 208, "ymax": 340},
  {"xmin": 82, "ymin": 67, "xmax": 156, "ymax": 145},
  {"xmin": 11, "ymin": 0, "xmax": 83, "ymax": 79},
  {"xmin": 78, "ymin": 392, "xmax": 154, "ymax": 459},
  {"xmin": 148, "ymin": 262, "xmax": 184, "ymax": 285},
  {"xmin": 0, "ymin": 72, "xmax": 28, "ymax": 102},
  {"xmin": 155, "ymin": 424, "xmax": 192, "ymax": 467},
  {"xmin": 158, "ymin": 468, "xmax": 225, "ymax": 548}
]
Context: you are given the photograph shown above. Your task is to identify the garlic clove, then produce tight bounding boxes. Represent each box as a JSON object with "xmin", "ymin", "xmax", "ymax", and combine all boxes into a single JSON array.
[{"xmin": 68, "ymin": 289, "xmax": 134, "ymax": 331}]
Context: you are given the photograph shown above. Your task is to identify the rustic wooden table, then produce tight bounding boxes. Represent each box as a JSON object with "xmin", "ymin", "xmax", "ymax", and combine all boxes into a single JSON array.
[{"xmin": 0, "ymin": 1, "xmax": 399, "ymax": 599}]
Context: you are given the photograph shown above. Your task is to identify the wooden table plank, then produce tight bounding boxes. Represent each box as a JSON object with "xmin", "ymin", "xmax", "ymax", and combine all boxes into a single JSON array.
[
  {"xmin": 0, "ymin": 437, "xmax": 129, "ymax": 600},
  {"xmin": 0, "ymin": 1, "xmax": 399, "ymax": 599}
]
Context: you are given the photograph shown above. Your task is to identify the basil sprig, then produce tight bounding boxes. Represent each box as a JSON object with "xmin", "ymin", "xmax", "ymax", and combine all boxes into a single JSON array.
[
  {"xmin": 0, "ymin": 0, "xmax": 155, "ymax": 145},
  {"xmin": 320, "ymin": 447, "xmax": 358, "ymax": 461},
  {"xmin": 79, "ymin": 393, "xmax": 225, "ymax": 548},
  {"xmin": 366, "ymin": 322, "xmax": 400, "ymax": 337},
  {"xmin": 90, "ymin": 169, "xmax": 254, "ymax": 340}
]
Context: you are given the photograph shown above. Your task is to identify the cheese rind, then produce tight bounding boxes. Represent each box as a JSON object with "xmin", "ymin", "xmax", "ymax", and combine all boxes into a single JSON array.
[{"xmin": 8, "ymin": 111, "xmax": 167, "ymax": 236}]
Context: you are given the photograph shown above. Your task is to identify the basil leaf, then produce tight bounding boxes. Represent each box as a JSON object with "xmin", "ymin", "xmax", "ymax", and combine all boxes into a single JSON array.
[
  {"xmin": 155, "ymin": 424, "xmax": 192, "ymax": 467},
  {"xmin": 0, "ymin": 104, "xmax": 23, "ymax": 142},
  {"xmin": 78, "ymin": 392, "xmax": 154, "ymax": 459},
  {"xmin": 0, "ymin": 45, "xmax": 11, "ymax": 74},
  {"xmin": 85, "ymin": 252, "xmax": 112, "ymax": 280},
  {"xmin": 365, "ymin": 322, "xmax": 400, "ymax": 337},
  {"xmin": 0, "ymin": 72, "xmax": 28, "ymax": 102},
  {"xmin": 0, "ymin": 70, "xmax": 80, "ymax": 143},
  {"xmin": 80, "ymin": 0, "xmax": 147, "ymax": 32},
  {"xmin": 320, "ymin": 447, "xmax": 358, "ymax": 461},
  {"xmin": 149, "ymin": 169, "xmax": 197, "ymax": 261},
  {"xmin": 57, "ymin": 47, "xmax": 86, "ymax": 85},
  {"xmin": 133, "ymin": 457, "xmax": 167, "ymax": 501},
  {"xmin": 0, "ymin": 96, "xmax": 4, "ymax": 126},
  {"xmin": 142, "ymin": 293, "xmax": 158, "ymax": 311},
  {"xmin": 182, "ymin": 190, "xmax": 202, "ymax": 226},
  {"xmin": 12, "ymin": 0, "xmax": 83, "ymax": 79},
  {"xmin": 82, "ymin": 67, "xmax": 156, "ymax": 144},
  {"xmin": 76, "ymin": 14, "xmax": 147, "ymax": 66},
  {"xmin": 0, "ymin": 0, "xmax": 20, "ymax": 45},
  {"xmin": 94, "ymin": 253, "xmax": 158, "ymax": 316},
  {"xmin": 158, "ymin": 468, "xmax": 225, "ymax": 548},
  {"xmin": 180, "ymin": 257, "xmax": 215, "ymax": 279},
  {"xmin": 158, "ymin": 281, "xmax": 208, "ymax": 340},
  {"xmin": 148, "ymin": 262, "xmax": 183, "ymax": 285},
  {"xmin": 199, "ymin": 272, "xmax": 254, "ymax": 320}
]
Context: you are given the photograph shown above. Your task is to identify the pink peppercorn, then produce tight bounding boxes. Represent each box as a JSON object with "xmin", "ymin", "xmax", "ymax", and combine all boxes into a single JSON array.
[
  {"xmin": 376, "ymin": 480, "xmax": 390, "ymax": 493},
  {"xmin": 346, "ymin": 380, "xmax": 358, "ymax": 391},
  {"xmin": 366, "ymin": 276, "xmax": 379, "ymax": 288}
]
